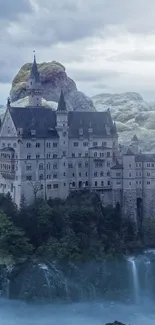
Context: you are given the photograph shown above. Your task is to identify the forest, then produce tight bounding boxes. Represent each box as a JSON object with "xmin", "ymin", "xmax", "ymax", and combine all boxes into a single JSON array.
[{"xmin": 0, "ymin": 191, "xmax": 154, "ymax": 262}]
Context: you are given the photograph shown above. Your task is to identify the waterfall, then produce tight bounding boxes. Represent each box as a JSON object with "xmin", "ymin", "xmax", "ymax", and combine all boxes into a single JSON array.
[{"xmin": 127, "ymin": 257, "xmax": 140, "ymax": 303}]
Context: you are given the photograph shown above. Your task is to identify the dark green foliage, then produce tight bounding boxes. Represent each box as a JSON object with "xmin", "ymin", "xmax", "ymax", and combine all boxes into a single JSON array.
[
  {"xmin": 0, "ymin": 191, "xmax": 148, "ymax": 262},
  {"xmin": 0, "ymin": 211, "xmax": 33, "ymax": 259}
]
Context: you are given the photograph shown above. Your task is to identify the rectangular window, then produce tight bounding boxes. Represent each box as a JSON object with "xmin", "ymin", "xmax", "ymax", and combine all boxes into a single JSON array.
[
  {"xmin": 47, "ymin": 153, "xmax": 51, "ymax": 159},
  {"xmin": 94, "ymin": 152, "xmax": 97, "ymax": 157},
  {"xmin": 147, "ymin": 163, "xmax": 150, "ymax": 167},
  {"xmin": 26, "ymin": 175, "xmax": 32, "ymax": 181},
  {"xmin": 36, "ymin": 155, "xmax": 40, "ymax": 160},
  {"xmin": 85, "ymin": 162, "xmax": 88, "ymax": 168},
  {"xmin": 107, "ymin": 152, "xmax": 110, "ymax": 157},
  {"xmin": 47, "ymin": 142, "xmax": 51, "ymax": 148},
  {"xmin": 85, "ymin": 152, "xmax": 88, "ymax": 157},
  {"xmin": 95, "ymin": 181, "xmax": 98, "ymax": 187},
  {"xmin": 152, "ymin": 163, "xmax": 154, "ymax": 167},
  {"xmin": 94, "ymin": 172, "xmax": 97, "ymax": 177},
  {"xmin": 78, "ymin": 162, "xmax": 82, "ymax": 168},
  {"xmin": 36, "ymin": 143, "xmax": 40, "ymax": 148},
  {"xmin": 47, "ymin": 184, "xmax": 52, "ymax": 190},
  {"xmin": 47, "ymin": 163, "xmax": 50, "ymax": 170},
  {"xmin": 53, "ymin": 154, "xmax": 58, "ymax": 159},
  {"xmin": 74, "ymin": 142, "xmax": 79, "ymax": 147},
  {"xmin": 78, "ymin": 153, "xmax": 82, "ymax": 158},
  {"xmin": 129, "ymin": 173, "xmax": 132, "ymax": 177},
  {"xmin": 102, "ymin": 142, "xmax": 107, "ymax": 147},
  {"xmin": 53, "ymin": 173, "xmax": 57, "ymax": 179},
  {"xmin": 72, "ymin": 153, "xmax": 75, "ymax": 158},
  {"xmin": 68, "ymin": 163, "xmax": 73, "ymax": 168},
  {"xmin": 27, "ymin": 155, "xmax": 31, "ymax": 160},
  {"xmin": 47, "ymin": 175, "xmax": 51, "ymax": 180},
  {"xmin": 129, "ymin": 164, "xmax": 131, "ymax": 168},
  {"xmin": 116, "ymin": 181, "xmax": 121, "ymax": 185},
  {"xmin": 79, "ymin": 173, "xmax": 81, "ymax": 177},
  {"xmin": 53, "ymin": 163, "xmax": 58, "ymax": 169},
  {"xmin": 147, "ymin": 172, "xmax": 151, "ymax": 176},
  {"xmin": 93, "ymin": 142, "xmax": 97, "ymax": 147},
  {"xmin": 129, "ymin": 182, "xmax": 131, "ymax": 185},
  {"xmin": 107, "ymin": 162, "xmax": 110, "ymax": 167},
  {"xmin": 53, "ymin": 142, "xmax": 58, "ymax": 148},
  {"xmin": 147, "ymin": 181, "xmax": 151, "ymax": 185},
  {"xmin": 83, "ymin": 142, "xmax": 88, "ymax": 147},
  {"xmin": 26, "ymin": 165, "xmax": 31, "ymax": 171},
  {"xmin": 85, "ymin": 172, "xmax": 88, "ymax": 177},
  {"xmin": 53, "ymin": 184, "xmax": 58, "ymax": 189},
  {"xmin": 116, "ymin": 173, "xmax": 121, "ymax": 177},
  {"xmin": 100, "ymin": 171, "xmax": 104, "ymax": 177},
  {"xmin": 27, "ymin": 143, "xmax": 31, "ymax": 148}
]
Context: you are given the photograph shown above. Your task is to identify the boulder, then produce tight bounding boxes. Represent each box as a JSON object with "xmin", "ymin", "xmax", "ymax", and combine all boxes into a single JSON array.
[
  {"xmin": 92, "ymin": 91, "xmax": 155, "ymax": 152},
  {"xmin": 10, "ymin": 61, "xmax": 95, "ymax": 112},
  {"xmin": 106, "ymin": 322, "xmax": 126, "ymax": 325}
]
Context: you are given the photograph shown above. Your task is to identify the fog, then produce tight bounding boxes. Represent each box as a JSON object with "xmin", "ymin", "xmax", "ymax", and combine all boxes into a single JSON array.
[{"xmin": 0, "ymin": 299, "xmax": 155, "ymax": 325}]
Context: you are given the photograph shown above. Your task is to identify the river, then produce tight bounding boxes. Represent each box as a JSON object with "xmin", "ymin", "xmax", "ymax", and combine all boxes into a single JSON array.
[{"xmin": 0, "ymin": 298, "xmax": 155, "ymax": 325}]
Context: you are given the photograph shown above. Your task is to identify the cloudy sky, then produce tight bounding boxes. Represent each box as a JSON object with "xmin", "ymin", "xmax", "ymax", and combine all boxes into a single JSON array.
[{"xmin": 1, "ymin": 0, "xmax": 155, "ymax": 103}]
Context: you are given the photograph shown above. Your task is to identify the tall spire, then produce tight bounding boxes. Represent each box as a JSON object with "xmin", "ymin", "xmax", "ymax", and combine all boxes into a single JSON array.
[
  {"xmin": 30, "ymin": 51, "xmax": 40, "ymax": 83},
  {"xmin": 57, "ymin": 90, "xmax": 67, "ymax": 112}
]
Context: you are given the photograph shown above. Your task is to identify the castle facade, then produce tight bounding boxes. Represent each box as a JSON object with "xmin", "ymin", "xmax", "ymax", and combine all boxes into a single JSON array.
[{"xmin": 0, "ymin": 56, "xmax": 154, "ymax": 221}]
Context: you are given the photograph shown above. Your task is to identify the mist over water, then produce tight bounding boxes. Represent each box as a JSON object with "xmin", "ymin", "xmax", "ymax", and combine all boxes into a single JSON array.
[
  {"xmin": 1, "ymin": 298, "xmax": 155, "ymax": 325},
  {"xmin": 2, "ymin": 250, "xmax": 155, "ymax": 324}
]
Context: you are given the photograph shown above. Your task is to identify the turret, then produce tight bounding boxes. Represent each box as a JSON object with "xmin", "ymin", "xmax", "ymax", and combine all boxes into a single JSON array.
[
  {"xmin": 56, "ymin": 90, "xmax": 68, "ymax": 128},
  {"xmin": 131, "ymin": 134, "xmax": 139, "ymax": 154},
  {"xmin": 27, "ymin": 54, "xmax": 43, "ymax": 107}
]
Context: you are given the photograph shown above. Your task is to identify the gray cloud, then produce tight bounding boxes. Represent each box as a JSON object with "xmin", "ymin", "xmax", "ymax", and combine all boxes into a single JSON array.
[
  {"xmin": 0, "ymin": 0, "xmax": 155, "ymax": 103},
  {"xmin": 0, "ymin": 0, "xmax": 32, "ymax": 20},
  {"xmin": 70, "ymin": 69, "xmax": 122, "ymax": 82},
  {"xmin": 113, "ymin": 50, "xmax": 155, "ymax": 62},
  {"xmin": 5, "ymin": 0, "xmax": 155, "ymax": 48}
]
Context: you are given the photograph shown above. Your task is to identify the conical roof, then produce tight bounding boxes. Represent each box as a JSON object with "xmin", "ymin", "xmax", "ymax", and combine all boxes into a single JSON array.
[
  {"xmin": 57, "ymin": 90, "xmax": 67, "ymax": 112},
  {"xmin": 125, "ymin": 147, "xmax": 134, "ymax": 156},
  {"xmin": 30, "ymin": 55, "xmax": 40, "ymax": 83},
  {"xmin": 132, "ymin": 134, "xmax": 139, "ymax": 142}
]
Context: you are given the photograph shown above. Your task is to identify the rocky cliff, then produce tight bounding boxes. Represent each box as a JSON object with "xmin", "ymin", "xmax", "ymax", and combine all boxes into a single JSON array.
[
  {"xmin": 10, "ymin": 61, "xmax": 95, "ymax": 112},
  {"xmin": 92, "ymin": 92, "xmax": 155, "ymax": 152}
]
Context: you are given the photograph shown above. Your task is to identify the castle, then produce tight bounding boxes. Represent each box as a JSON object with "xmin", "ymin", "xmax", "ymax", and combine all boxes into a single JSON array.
[{"xmin": 0, "ymin": 55, "xmax": 154, "ymax": 222}]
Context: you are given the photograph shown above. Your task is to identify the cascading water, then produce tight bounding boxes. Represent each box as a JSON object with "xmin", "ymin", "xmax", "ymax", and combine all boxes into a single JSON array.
[{"xmin": 127, "ymin": 257, "xmax": 140, "ymax": 303}]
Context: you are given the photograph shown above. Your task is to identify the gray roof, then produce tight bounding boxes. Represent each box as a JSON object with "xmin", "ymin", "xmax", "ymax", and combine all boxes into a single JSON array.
[
  {"xmin": 57, "ymin": 91, "xmax": 67, "ymax": 112},
  {"xmin": 111, "ymin": 160, "xmax": 123, "ymax": 170},
  {"xmin": 125, "ymin": 147, "xmax": 135, "ymax": 156},
  {"xmin": 135, "ymin": 154, "xmax": 155, "ymax": 163},
  {"xmin": 9, "ymin": 106, "xmax": 58, "ymax": 138},
  {"xmin": 132, "ymin": 134, "xmax": 139, "ymax": 142},
  {"xmin": 68, "ymin": 111, "xmax": 117, "ymax": 138},
  {"xmin": 8, "ymin": 106, "xmax": 117, "ymax": 139},
  {"xmin": 30, "ymin": 56, "xmax": 40, "ymax": 83}
]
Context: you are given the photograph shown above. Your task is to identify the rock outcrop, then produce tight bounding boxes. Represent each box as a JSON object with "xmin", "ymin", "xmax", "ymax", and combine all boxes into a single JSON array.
[
  {"xmin": 92, "ymin": 92, "xmax": 155, "ymax": 152},
  {"xmin": 106, "ymin": 320, "xmax": 125, "ymax": 325},
  {"xmin": 10, "ymin": 61, "xmax": 95, "ymax": 112}
]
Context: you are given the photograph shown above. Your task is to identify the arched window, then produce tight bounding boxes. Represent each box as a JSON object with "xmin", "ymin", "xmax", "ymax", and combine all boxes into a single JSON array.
[
  {"xmin": 39, "ymin": 163, "xmax": 43, "ymax": 170},
  {"xmin": 39, "ymin": 174, "xmax": 43, "ymax": 180}
]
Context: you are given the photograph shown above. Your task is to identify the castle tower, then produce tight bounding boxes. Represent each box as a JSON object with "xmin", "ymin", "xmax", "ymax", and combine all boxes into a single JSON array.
[
  {"xmin": 27, "ymin": 54, "xmax": 43, "ymax": 107},
  {"xmin": 122, "ymin": 147, "xmax": 137, "ymax": 222},
  {"xmin": 56, "ymin": 91, "xmax": 69, "ymax": 198},
  {"xmin": 131, "ymin": 134, "xmax": 139, "ymax": 154}
]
